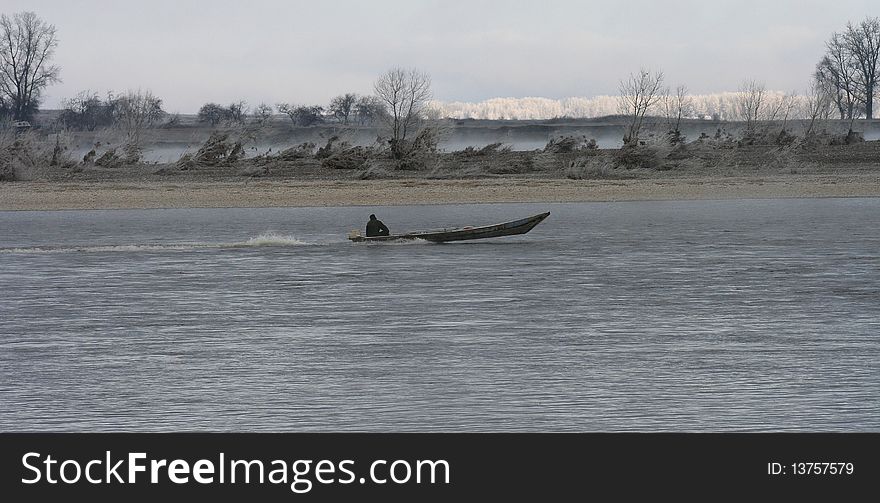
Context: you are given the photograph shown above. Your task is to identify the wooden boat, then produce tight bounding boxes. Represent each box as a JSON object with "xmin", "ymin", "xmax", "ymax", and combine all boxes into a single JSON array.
[{"xmin": 348, "ymin": 212, "xmax": 550, "ymax": 243}]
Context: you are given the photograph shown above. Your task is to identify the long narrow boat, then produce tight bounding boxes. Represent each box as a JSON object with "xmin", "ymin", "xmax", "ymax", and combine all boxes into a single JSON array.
[{"xmin": 348, "ymin": 212, "xmax": 550, "ymax": 243}]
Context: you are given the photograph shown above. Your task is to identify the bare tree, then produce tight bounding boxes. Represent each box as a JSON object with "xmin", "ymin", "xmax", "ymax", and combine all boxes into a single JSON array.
[
  {"xmin": 817, "ymin": 32, "xmax": 862, "ymax": 119},
  {"xmin": 226, "ymin": 100, "xmax": 248, "ymax": 125},
  {"xmin": 618, "ymin": 68, "xmax": 665, "ymax": 146},
  {"xmin": 253, "ymin": 102, "xmax": 273, "ymax": 123},
  {"xmin": 277, "ymin": 103, "xmax": 324, "ymax": 126},
  {"xmin": 114, "ymin": 90, "xmax": 164, "ymax": 162},
  {"xmin": 663, "ymin": 84, "xmax": 693, "ymax": 134},
  {"xmin": 197, "ymin": 101, "xmax": 250, "ymax": 126},
  {"xmin": 374, "ymin": 68, "xmax": 432, "ymax": 158},
  {"xmin": 198, "ymin": 103, "xmax": 225, "ymax": 126},
  {"xmin": 803, "ymin": 77, "xmax": 834, "ymax": 136},
  {"xmin": 329, "ymin": 93, "xmax": 357, "ymax": 124},
  {"xmin": 844, "ymin": 17, "xmax": 880, "ymax": 119},
  {"xmin": 761, "ymin": 90, "xmax": 799, "ymax": 133},
  {"xmin": 775, "ymin": 92, "xmax": 799, "ymax": 132},
  {"xmin": 353, "ymin": 95, "xmax": 386, "ymax": 125},
  {"xmin": 59, "ymin": 90, "xmax": 116, "ymax": 131},
  {"xmin": 735, "ymin": 79, "xmax": 767, "ymax": 132},
  {"xmin": 0, "ymin": 11, "xmax": 60, "ymax": 121}
]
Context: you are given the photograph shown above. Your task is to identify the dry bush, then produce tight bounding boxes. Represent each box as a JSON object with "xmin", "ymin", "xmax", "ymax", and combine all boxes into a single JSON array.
[
  {"xmin": 409, "ymin": 126, "xmax": 441, "ymax": 153},
  {"xmin": 479, "ymin": 143, "xmax": 512, "ymax": 155},
  {"xmin": 0, "ymin": 128, "xmax": 14, "ymax": 181},
  {"xmin": 277, "ymin": 142, "xmax": 316, "ymax": 160},
  {"xmin": 531, "ymin": 152, "xmax": 564, "ymax": 172},
  {"xmin": 453, "ymin": 165, "xmax": 498, "ymax": 178},
  {"xmin": 483, "ymin": 152, "xmax": 535, "ymax": 174},
  {"xmin": 665, "ymin": 142, "xmax": 691, "ymax": 160},
  {"xmin": 175, "ymin": 153, "xmax": 196, "ymax": 171},
  {"xmin": 774, "ymin": 130, "xmax": 798, "ymax": 146},
  {"xmin": 766, "ymin": 146, "xmax": 797, "ymax": 172},
  {"xmin": 311, "ymin": 134, "xmax": 381, "ymax": 170},
  {"xmin": 94, "ymin": 148, "xmax": 124, "ymax": 168},
  {"xmin": 48, "ymin": 133, "xmax": 75, "ymax": 168},
  {"xmin": 315, "ymin": 136, "xmax": 350, "ymax": 159},
  {"xmin": 248, "ymin": 142, "xmax": 316, "ymax": 170},
  {"xmin": 780, "ymin": 128, "xmax": 861, "ymax": 149},
  {"xmin": 543, "ymin": 135, "xmax": 598, "ymax": 153},
  {"xmin": 357, "ymin": 162, "xmax": 393, "ymax": 179},
  {"xmin": 227, "ymin": 142, "xmax": 245, "ymax": 163},
  {"xmin": 238, "ymin": 165, "xmax": 270, "ymax": 177},
  {"xmin": 321, "ymin": 146, "xmax": 374, "ymax": 170},
  {"xmin": 660, "ymin": 144, "xmax": 707, "ymax": 171},
  {"xmin": 736, "ymin": 129, "xmax": 776, "ymax": 147},
  {"xmin": 394, "ymin": 157, "xmax": 424, "ymax": 171},
  {"xmin": 691, "ymin": 128, "xmax": 736, "ymax": 149},
  {"xmin": 0, "ymin": 129, "xmax": 75, "ymax": 181},
  {"xmin": 614, "ymin": 144, "xmax": 665, "ymax": 170},
  {"xmin": 566, "ymin": 155, "xmax": 624, "ymax": 179},
  {"xmin": 455, "ymin": 142, "xmax": 513, "ymax": 157},
  {"xmin": 82, "ymin": 148, "xmax": 96, "ymax": 165},
  {"xmin": 837, "ymin": 130, "xmax": 864, "ymax": 145},
  {"xmin": 664, "ymin": 129, "xmax": 686, "ymax": 145},
  {"xmin": 392, "ymin": 126, "xmax": 441, "ymax": 171},
  {"xmin": 797, "ymin": 132, "xmax": 834, "ymax": 149},
  {"xmin": 485, "ymin": 164, "xmax": 521, "ymax": 175},
  {"xmin": 177, "ymin": 132, "xmax": 245, "ymax": 169}
]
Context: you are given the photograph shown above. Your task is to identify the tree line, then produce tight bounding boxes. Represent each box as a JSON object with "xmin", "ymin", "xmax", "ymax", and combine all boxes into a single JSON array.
[
  {"xmin": 2, "ymin": 9, "xmax": 879, "ymax": 143},
  {"xmin": 617, "ymin": 16, "xmax": 880, "ymax": 145},
  {"xmin": 57, "ymin": 92, "xmax": 389, "ymax": 130},
  {"xmin": 195, "ymin": 94, "xmax": 388, "ymax": 127},
  {"xmin": 57, "ymin": 90, "xmax": 164, "ymax": 131}
]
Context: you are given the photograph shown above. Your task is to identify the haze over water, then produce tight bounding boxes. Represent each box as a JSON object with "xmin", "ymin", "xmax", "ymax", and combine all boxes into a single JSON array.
[{"xmin": 1, "ymin": 200, "xmax": 878, "ymax": 431}]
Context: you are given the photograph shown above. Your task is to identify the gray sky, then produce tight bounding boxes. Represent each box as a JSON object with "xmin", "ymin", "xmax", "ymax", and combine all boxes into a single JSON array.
[{"xmin": 6, "ymin": 0, "xmax": 879, "ymax": 112}]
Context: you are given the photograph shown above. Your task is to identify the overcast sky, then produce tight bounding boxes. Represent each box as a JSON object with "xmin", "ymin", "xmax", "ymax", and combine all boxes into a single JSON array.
[{"xmin": 5, "ymin": 0, "xmax": 879, "ymax": 112}]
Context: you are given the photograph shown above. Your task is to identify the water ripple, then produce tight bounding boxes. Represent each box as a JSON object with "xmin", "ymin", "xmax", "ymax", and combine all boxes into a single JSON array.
[{"xmin": 1, "ymin": 201, "xmax": 879, "ymax": 431}]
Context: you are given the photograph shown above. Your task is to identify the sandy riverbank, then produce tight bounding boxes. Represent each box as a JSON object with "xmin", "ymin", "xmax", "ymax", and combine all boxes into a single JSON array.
[{"xmin": 2, "ymin": 175, "xmax": 880, "ymax": 210}]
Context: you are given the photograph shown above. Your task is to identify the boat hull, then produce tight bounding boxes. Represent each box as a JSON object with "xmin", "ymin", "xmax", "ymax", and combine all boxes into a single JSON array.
[{"xmin": 348, "ymin": 212, "xmax": 550, "ymax": 243}]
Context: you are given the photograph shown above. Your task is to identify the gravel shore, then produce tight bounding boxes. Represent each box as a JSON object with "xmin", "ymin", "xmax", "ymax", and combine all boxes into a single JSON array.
[{"xmin": 3, "ymin": 174, "xmax": 880, "ymax": 211}]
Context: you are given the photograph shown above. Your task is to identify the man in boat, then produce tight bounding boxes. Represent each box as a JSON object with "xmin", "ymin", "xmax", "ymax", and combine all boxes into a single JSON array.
[{"xmin": 366, "ymin": 214, "xmax": 390, "ymax": 237}]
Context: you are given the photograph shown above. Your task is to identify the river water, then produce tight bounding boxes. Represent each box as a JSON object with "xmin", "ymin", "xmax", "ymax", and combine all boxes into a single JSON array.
[{"xmin": 1, "ymin": 199, "xmax": 878, "ymax": 431}]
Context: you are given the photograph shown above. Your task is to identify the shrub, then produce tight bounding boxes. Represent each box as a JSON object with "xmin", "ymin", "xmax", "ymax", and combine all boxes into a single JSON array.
[
  {"xmin": 321, "ymin": 146, "xmax": 373, "ymax": 170},
  {"xmin": 189, "ymin": 132, "xmax": 244, "ymax": 166},
  {"xmin": 566, "ymin": 155, "xmax": 617, "ymax": 179},
  {"xmin": 0, "ymin": 130, "xmax": 75, "ymax": 180},
  {"xmin": 613, "ymin": 144, "xmax": 664, "ymax": 170},
  {"xmin": 277, "ymin": 142, "xmax": 315, "ymax": 160},
  {"xmin": 544, "ymin": 135, "xmax": 598, "ymax": 153}
]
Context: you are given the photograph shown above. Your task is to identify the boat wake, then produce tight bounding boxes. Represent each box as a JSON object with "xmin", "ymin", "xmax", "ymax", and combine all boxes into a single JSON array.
[
  {"xmin": 234, "ymin": 232, "xmax": 311, "ymax": 247},
  {"xmin": 0, "ymin": 232, "xmax": 316, "ymax": 254},
  {"xmin": 351, "ymin": 238, "xmax": 432, "ymax": 246}
]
